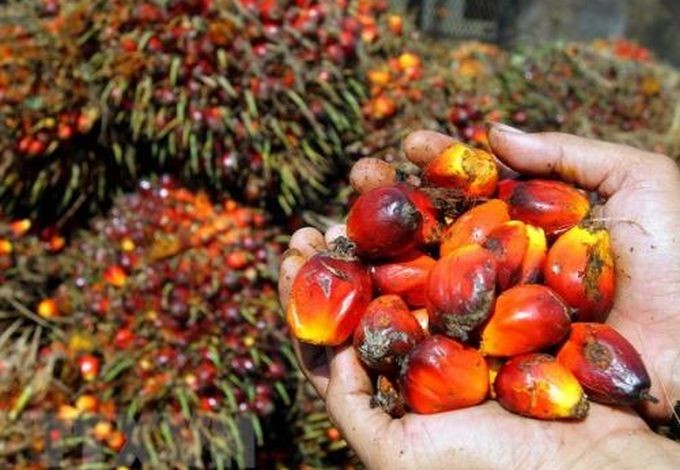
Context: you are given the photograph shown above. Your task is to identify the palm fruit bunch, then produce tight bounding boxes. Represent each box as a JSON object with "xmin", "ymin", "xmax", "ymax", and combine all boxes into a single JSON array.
[
  {"xmin": 0, "ymin": 179, "xmax": 299, "ymax": 467},
  {"xmin": 0, "ymin": 2, "xmax": 108, "ymax": 223},
  {"xmin": 498, "ymin": 41, "xmax": 679, "ymax": 157},
  {"xmin": 287, "ymin": 139, "xmax": 656, "ymax": 421}
]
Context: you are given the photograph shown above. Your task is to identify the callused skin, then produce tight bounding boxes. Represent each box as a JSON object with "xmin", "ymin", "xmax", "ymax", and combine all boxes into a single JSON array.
[{"xmin": 557, "ymin": 323, "xmax": 653, "ymax": 406}]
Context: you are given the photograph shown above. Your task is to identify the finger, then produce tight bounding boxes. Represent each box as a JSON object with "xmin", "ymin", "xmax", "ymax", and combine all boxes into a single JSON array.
[
  {"xmin": 325, "ymin": 346, "xmax": 393, "ymax": 463},
  {"xmin": 403, "ymin": 130, "xmax": 456, "ymax": 167},
  {"xmin": 289, "ymin": 227, "xmax": 326, "ymax": 259},
  {"xmin": 350, "ymin": 158, "xmax": 397, "ymax": 193},
  {"xmin": 324, "ymin": 224, "xmax": 347, "ymax": 249},
  {"xmin": 293, "ymin": 339, "xmax": 330, "ymax": 398},
  {"xmin": 278, "ymin": 250, "xmax": 306, "ymax": 309},
  {"xmin": 487, "ymin": 123, "xmax": 667, "ymax": 196}
]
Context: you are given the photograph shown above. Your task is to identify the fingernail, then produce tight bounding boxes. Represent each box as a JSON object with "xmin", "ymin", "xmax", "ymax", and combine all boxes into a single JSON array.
[{"xmin": 490, "ymin": 122, "xmax": 526, "ymax": 135}]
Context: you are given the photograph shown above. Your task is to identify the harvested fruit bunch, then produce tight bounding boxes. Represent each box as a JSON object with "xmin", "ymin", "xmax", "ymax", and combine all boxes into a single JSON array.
[
  {"xmin": 287, "ymin": 138, "xmax": 656, "ymax": 421},
  {"xmin": 2, "ymin": 179, "xmax": 300, "ymax": 468}
]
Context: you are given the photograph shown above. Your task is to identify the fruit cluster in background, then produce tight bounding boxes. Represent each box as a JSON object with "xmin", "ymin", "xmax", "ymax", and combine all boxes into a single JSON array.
[
  {"xmin": 288, "ymin": 141, "xmax": 653, "ymax": 421},
  {"xmin": 0, "ymin": 0, "xmax": 679, "ymax": 467}
]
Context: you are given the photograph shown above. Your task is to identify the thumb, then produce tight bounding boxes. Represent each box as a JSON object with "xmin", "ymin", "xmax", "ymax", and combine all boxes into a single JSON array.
[
  {"xmin": 325, "ymin": 345, "xmax": 393, "ymax": 464},
  {"xmin": 488, "ymin": 124, "xmax": 668, "ymax": 196}
]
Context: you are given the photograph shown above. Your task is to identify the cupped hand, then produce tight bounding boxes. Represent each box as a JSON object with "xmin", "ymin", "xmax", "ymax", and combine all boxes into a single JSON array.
[{"xmin": 279, "ymin": 126, "xmax": 680, "ymax": 469}]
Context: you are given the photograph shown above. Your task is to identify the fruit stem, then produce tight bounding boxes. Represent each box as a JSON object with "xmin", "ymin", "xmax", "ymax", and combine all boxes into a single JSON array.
[
  {"xmin": 640, "ymin": 390, "xmax": 660, "ymax": 404},
  {"xmin": 330, "ymin": 236, "xmax": 357, "ymax": 258}
]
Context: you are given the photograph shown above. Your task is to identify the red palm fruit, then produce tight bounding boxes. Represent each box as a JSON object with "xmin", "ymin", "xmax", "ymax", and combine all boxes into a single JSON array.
[
  {"xmin": 371, "ymin": 253, "xmax": 436, "ymax": 307},
  {"xmin": 494, "ymin": 353, "xmax": 589, "ymax": 420},
  {"xmin": 286, "ymin": 252, "xmax": 372, "ymax": 345},
  {"xmin": 422, "ymin": 142, "xmax": 499, "ymax": 198},
  {"xmin": 77, "ymin": 355, "xmax": 101, "ymax": 382},
  {"xmin": 544, "ymin": 225, "xmax": 615, "ymax": 322},
  {"xmin": 440, "ymin": 199, "xmax": 509, "ymax": 257},
  {"xmin": 396, "ymin": 184, "xmax": 442, "ymax": 245},
  {"xmin": 481, "ymin": 285, "xmax": 571, "ymax": 356},
  {"xmin": 497, "ymin": 179, "xmax": 590, "ymax": 237},
  {"xmin": 556, "ymin": 323, "xmax": 653, "ymax": 405},
  {"xmin": 353, "ymin": 295, "xmax": 425, "ymax": 373},
  {"xmin": 426, "ymin": 245, "xmax": 497, "ymax": 341},
  {"xmin": 483, "ymin": 221, "xmax": 528, "ymax": 290},
  {"xmin": 347, "ymin": 185, "xmax": 422, "ymax": 259},
  {"xmin": 400, "ymin": 335, "xmax": 488, "ymax": 414},
  {"xmin": 520, "ymin": 225, "xmax": 547, "ymax": 284},
  {"xmin": 371, "ymin": 375, "xmax": 406, "ymax": 418}
]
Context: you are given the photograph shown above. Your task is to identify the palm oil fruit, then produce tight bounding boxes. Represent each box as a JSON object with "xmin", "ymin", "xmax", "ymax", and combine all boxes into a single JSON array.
[
  {"xmin": 286, "ymin": 252, "xmax": 372, "ymax": 346},
  {"xmin": 440, "ymin": 199, "xmax": 510, "ymax": 257},
  {"xmin": 353, "ymin": 295, "xmax": 425, "ymax": 373},
  {"xmin": 400, "ymin": 335, "xmax": 488, "ymax": 414},
  {"xmin": 422, "ymin": 142, "xmax": 499, "ymax": 198},
  {"xmin": 481, "ymin": 285, "xmax": 571, "ymax": 356},
  {"xmin": 371, "ymin": 253, "xmax": 436, "ymax": 308},
  {"xmin": 544, "ymin": 224, "xmax": 615, "ymax": 322},
  {"xmin": 556, "ymin": 323, "xmax": 654, "ymax": 406},
  {"xmin": 372, "ymin": 375, "xmax": 407, "ymax": 418},
  {"xmin": 494, "ymin": 353, "xmax": 589, "ymax": 420},
  {"xmin": 347, "ymin": 185, "xmax": 422, "ymax": 259},
  {"xmin": 497, "ymin": 179, "xmax": 590, "ymax": 237},
  {"xmin": 426, "ymin": 245, "xmax": 497, "ymax": 341},
  {"xmin": 396, "ymin": 184, "xmax": 442, "ymax": 245}
]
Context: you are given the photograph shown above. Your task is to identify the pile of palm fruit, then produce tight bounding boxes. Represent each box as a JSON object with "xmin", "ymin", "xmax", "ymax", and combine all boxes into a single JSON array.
[{"xmin": 1, "ymin": 0, "xmax": 679, "ymax": 467}]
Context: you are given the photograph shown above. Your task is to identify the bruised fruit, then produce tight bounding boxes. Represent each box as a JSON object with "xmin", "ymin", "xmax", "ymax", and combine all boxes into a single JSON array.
[
  {"xmin": 400, "ymin": 335, "xmax": 488, "ymax": 413},
  {"xmin": 371, "ymin": 253, "xmax": 436, "ymax": 307},
  {"xmin": 371, "ymin": 375, "xmax": 406, "ymax": 418},
  {"xmin": 440, "ymin": 199, "xmax": 509, "ymax": 257},
  {"xmin": 347, "ymin": 185, "xmax": 422, "ymax": 259},
  {"xmin": 287, "ymin": 252, "xmax": 372, "ymax": 346},
  {"xmin": 481, "ymin": 285, "xmax": 571, "ymax": 356},
  {"xmin": 557, "ymin": 323, "xmax": 653, "ymax": 405},
  {"xmin": 494, "ymin": 353, "xmax": 588, "ymax": 420},
  {"xmin": 544, "ymin": 225, "xmax": 615, "ymax": 322},
  {"xmin": 353, "ymin": 295, "xmax": 425, "ymax": 373},
  {"xmin": 426, "ymin": 245, "xmax": 497, "ymax": 341},
  {"xmin": 498, "ymin": 179, "xmax": 590, "ymax": 237},
  {"xmin": 423, "ymin": 142, "xmax": 499, "ymax": 198}
]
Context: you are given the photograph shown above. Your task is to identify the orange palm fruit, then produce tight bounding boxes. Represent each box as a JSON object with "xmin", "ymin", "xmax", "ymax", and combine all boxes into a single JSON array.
[
  {"xmin": 37, "ymin": 298, "xmax": 59, "ymax": 319},
  {"xmin": 286, "ymin": 252, "xmax": 372, "ymax": 345},
  {"xmin": 483, "ymin": 220, "xmax": 527, "ymax": 289},
  {"xmin": 0, "ymin": 238, "xmax": 13, "ymax": 255},
  {"xmin": 544, "ymin": 224, "xmax": 615, "ymax": 322},
  {"xmin": 521, "ymin": 224, "xmax": 548, "ymax": 284},
  {"xmin": 368, "ymin": 95, "xmax": 397, "ymax": 120},
  {"xmin": 497, "ymin": 179, "xmax": 590, "ymax": 237},
  {"xmin": 353, "ymin": 295, "xmax": 425, "ymax": 373},
  {"xmin": 422, "ymin": 142, "xmax": 499, "ymax": 198},
  {"xmin": 370, "ymin": 253, "xmax": 436, "ymax": 308},
  {"xmin": 347, "ymin": 185, "xmax": 422, "ymax": 259},
  {"xmin": 77, "ymin": 354, "xmax": 101, "ymax": 382},
  {"xmin": 400, "ymin": 335, "xmax": 488, "ymax": 414},
  {"xmin": 103, "ymin": 265, "xmax": 127, "ymax": 287},
  {"xmin": 494, "ymin": 353, "xmax": 589, "ymax": 420},
  {"xmin": 396, "ymin": 184, "xmax": 442, "ymax": 245},
  {"xmin": 426, "ymin": 245, "xmax": 497, "ymax": 341},
  {"xmin": 483, "ymin": 221, "xmax": 548, "ymax": 289},
  {"xmin": 9, "ymin": 219, "xmax": 31, "ymax": 238},
  {"xmin": 556, "ymin": 323, "xmax": 653, "ymax": 405},
  {"xmin": 480, "ymin": 285, "xmax": 571, "ymax": 356},
  {"xmin": 440, "ymin": 199, "xmax": 509, "ymax": 257}
]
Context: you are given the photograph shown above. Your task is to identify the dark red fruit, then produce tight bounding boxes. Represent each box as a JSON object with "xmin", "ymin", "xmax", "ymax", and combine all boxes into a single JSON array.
[{"xmin": 370, "ymin": 253, "xmax": 436, "ymax": 308}]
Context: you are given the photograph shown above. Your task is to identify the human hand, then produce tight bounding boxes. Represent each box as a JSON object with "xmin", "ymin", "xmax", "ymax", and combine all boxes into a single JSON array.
[{"xmin": 279, "ymin": 127, "xmax": 680, "ymax": 469}]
